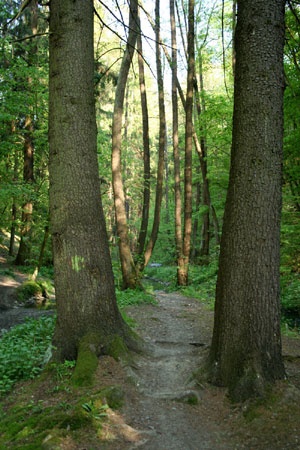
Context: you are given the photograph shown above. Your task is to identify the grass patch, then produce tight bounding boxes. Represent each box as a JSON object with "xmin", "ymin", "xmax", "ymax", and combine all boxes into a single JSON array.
[
  {"xmin": 144, "ymin": 262, "xmax": 217, "ymax": 308},
  {"xmin": 116, "ymin": 287, "xmax": 156, "ymax": 309}
]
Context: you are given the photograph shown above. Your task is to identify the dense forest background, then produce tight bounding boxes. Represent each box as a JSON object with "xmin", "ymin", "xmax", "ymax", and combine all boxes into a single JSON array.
[{"xmin": 0, "ymin": 0, "xmax": 299, "ymax": 326}]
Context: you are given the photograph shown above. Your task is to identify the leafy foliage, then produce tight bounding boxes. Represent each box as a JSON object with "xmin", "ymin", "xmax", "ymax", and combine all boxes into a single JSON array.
[
  {"xmin": 0, "ymin": 315, "xmax": 55, "ymax": 394},
  {"xmin": 16, "ymin": 280, "xmax": 45, "ymax": 302}
]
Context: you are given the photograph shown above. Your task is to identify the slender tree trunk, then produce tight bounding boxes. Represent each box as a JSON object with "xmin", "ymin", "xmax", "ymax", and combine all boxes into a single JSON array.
[
  {"xmin": 111, "ymin": 0, "xmax": 140, "ymax": 289},
  {"xmin": 31, "ymin": 224, "xmax": 49, "ymax": 281},
  {"xmin": 143, "ymin": 0, "xmax": 166, "ymax": 267},
  {"xmin": 144, "ymin": 3, "xmax": 220, "ymax": 261},
  {"xmin": 208, "ymin": 0, "xmax": 286, "ymax": 401},
  {"xmin": 194, "ymin": 77, "xmax": 210, "ymax": 260},
  {"xmin": 49, "ymin": 0, "xmax": 137, "ymax": 361},
  {"xmin": 232, "ymin": 0, "xmax": 237, "ymax": 76},
  {"xmin": 15, "ymin": 114, "xmax": 34, "ymax": 265},
  {"xmin": 170, "ymin": 0, "xmax": 183, "ymax": 281},
  {"xmin": 9, "ymin": 142, "xmax": 19, "ymax": 256},
  {"xmin": 136, "ymin": 28, "xmax": 151, "ymax": 267},
  {"xmin": 164, "ymin": 126, "xmax": 170, "ymax": 223},
  {"xmin": 191, "ymin": 166, "xmax": 201, "ymax": 261},
  {"xmin": 178, "ymin": 0, "xmax": 194, "ymax": 286},
  {"xmin": 15, "ymin": 1, "xmax": 38, "ymax": 265}
]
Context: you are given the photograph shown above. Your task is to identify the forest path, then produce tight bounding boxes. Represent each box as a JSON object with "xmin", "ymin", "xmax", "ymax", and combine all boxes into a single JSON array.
[{"xmin": 119, "ymin": 291, "xmax": 239, "ymax": 450}]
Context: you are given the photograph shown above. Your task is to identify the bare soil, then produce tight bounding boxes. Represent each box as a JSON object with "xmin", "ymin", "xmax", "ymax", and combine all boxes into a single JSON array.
[{"xmin": 0, "ymin": 261, "xmax": 300, "ymax": 449}]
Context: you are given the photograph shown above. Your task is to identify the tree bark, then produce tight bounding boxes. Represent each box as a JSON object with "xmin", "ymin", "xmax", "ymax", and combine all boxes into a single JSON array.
[
  {"xmin": 143, "ymin": 0, "xmax": 166, "ymax": 268},
  {"xmin": 136, "ymin": 28, "xmax": 151, "ymax": 268},
  {"xmin": 170, "ymin": 0, "xmax": 183, "ymax": 282},
  {"xmin": 15, "ymin": 1, "xmax": 38, "ymax": 265},
  {"xmin": 49, "ymin": 0, "xmax": 136, "ymax": 361},
  {"xmin": 111, "ymin": 0, "xmax": 140, "ymax": 289},
  {"xmin": 178, "ymin": 0, "xmax": 194, "ymax": 286},
  {"xmin": 15, "ymin": 114, "xmax": 34, "ymax": 265},
  {"xmin": 208, "ymin": 0, "xmax": 286, "ymax": 401}
]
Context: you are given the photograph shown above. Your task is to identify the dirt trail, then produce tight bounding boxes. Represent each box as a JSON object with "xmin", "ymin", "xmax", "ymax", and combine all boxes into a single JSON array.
[{"xmin": 120, "ymin": 291, "xmax": 238, "ymax": 450}]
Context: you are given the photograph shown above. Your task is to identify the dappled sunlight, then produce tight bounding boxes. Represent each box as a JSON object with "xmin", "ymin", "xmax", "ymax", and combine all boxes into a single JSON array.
[{"xmin": 101, "ymin": 408, "xmax": 150, "ymax": 444}]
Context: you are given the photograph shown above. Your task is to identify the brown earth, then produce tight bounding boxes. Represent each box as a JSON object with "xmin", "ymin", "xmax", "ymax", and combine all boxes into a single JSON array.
[{"xmin": 0, "ymin": 261, "xmax": 300, "ymax": 449}]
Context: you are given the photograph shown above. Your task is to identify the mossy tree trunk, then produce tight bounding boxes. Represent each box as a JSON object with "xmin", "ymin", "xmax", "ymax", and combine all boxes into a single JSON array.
[
  {"xmin": 49, "ymin": 0, "xmax": 137, "ymax": 361},
  {"xmin": 208, "ymin": 0, "xmax": 286, "ymax": 401}
]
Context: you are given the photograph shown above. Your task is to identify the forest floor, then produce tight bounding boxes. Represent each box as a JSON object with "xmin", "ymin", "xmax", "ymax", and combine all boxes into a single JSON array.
[{"xmin": 0, "ymin": 259, "xmax": 300, "ymax": 449}]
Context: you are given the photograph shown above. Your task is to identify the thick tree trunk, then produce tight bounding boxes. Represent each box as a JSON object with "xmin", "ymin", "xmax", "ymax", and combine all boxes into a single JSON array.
[
  {"xmin": 111, "ymin": 0, "xmax": 140, "ymax": 289},
  {"xmin": 208, "ymin": 0, "xmax": 286, "ymax": 401},
  {"xmin": 49, "ymin": 0, "xmax": 136, "ymax": 361}
]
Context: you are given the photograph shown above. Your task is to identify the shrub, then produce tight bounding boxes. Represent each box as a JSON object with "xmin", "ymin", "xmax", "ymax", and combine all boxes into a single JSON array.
[{"xmin": 16, "ymin": 280, "xmax": 44, "ymax": 302}]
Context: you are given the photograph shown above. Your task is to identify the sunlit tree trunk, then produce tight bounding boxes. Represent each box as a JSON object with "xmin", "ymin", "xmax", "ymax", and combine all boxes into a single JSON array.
[
  {"xmin": 194, "ymin": 74, "xmax": 210, "ymax": 261},
  {"xmin": 136, "ymin": 28, "xmax": 151, "ymax": 269},
  {"xmin": 143, "ymin": 0, "xmax": 166, "ymax": 267},
  {"xmin": 111, "ymin": 0, "xmax": 140, "ymax": 289},
  {"xmin": 170, "ymin": 0, "xmax": 183, "ymax": 282},
  {"xmin": 208, "ymin": 0, "xmax": 286, "ymax": 401},
  {"xmin": 178, "ymin": 0, "xmax": 194, "ymax": 285},
  {"xmin": 49, "ymin": 0, "xmax": 136, "ymax": 361}
]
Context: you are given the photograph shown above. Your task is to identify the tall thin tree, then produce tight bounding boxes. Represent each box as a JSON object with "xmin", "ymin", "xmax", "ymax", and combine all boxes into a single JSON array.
[
  {"xmin": 136, "ymin": 23, "xmax": 151, "ymax": 269},
  {"xmin": 111, "ymin": 0, "xmax": 140, "ymax": 289},
  {"xmin": 170, "ymin": 0, "xmax": 183, "ymax": 284},
  {"xmin": 177, "ymin": 0, "xmax": 195, "ymax": 285},
  {"xmin": 143, "ymin": 0, "xmax": 166, "ymax": 267}
]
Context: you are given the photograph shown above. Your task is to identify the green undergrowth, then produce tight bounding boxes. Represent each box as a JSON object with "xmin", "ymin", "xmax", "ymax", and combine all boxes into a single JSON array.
[
  {"xmin": 144, "ymin": 261, "xmax": 218, "ymax": 308},
  {"xmin": 0, "ymin": 358, "xmax": 124, "ymax": 449},
  {"xmin": 116, "ymin": 287, "xmax": 156, "ymax": 308},
  {"xmin": 0, "ymin": 315, "xmax": 55, "ymax": 395},
  {"xmin": 0, "ymin": 286, "xmax": 155, "ymax": 396}
]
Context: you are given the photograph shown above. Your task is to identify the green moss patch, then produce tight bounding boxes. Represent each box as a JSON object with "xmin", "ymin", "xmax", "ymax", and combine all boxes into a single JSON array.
[
  {"xmin": 71, "ymin": 333, "xmax": 102, "ymax": 387},
  {"xmin": 0, "ymin": 369, "xmax": 116, "ymax": 449},
  {"xmin": 106, "ymin": 335, "xmax": 129, "ymax": 361}
]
